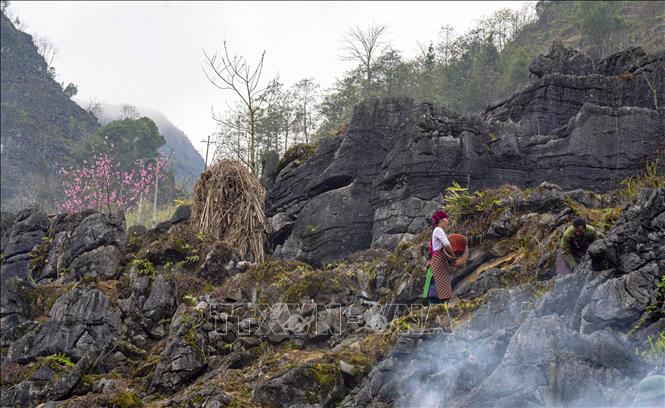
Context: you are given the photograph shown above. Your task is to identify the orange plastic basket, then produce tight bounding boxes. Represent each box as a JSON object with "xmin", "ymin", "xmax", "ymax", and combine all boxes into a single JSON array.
[{"xmin": 447, "ymin": 234, "xmax": 468, "ymax": 267}]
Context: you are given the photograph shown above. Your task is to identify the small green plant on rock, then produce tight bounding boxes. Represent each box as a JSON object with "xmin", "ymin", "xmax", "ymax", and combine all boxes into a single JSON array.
[
  {"xmin": 636, "ymin": 332, "xmax": 665, "ymax": 360},
  {"xmin": 443, "ymin": 181, "xmax": 510, "ymax": 235},
  {"xmin": 131, "ymin": 258, "xmax": 155, "ymax": 277},
  {"xmin": 444, "ymin": 181, "xmax": 475, "ymax": 218},
  {"xmin": 304, "ymin": 224, "xmax": 319, "ymax": 234},
  {"xmin": 110, "ymin": 390, "xmax": 144, "ymax": 408},
  {"xmin": 43, "ymin": 353, "xmax": 75, "ymax": 369},
  {"xmin": 619, "ymin": 158, "xmax": 665, "ymax": 202},
  {"xmin": 309, "ymin": 363, "xmax": 339, "ymax": 391},
  {"xmin": 182, "ymin": 294, "xmax": 198, "ymax": 306},
  {"xmin": 185, "ymin": 255, "xmax": 200, "ymax": 264}
]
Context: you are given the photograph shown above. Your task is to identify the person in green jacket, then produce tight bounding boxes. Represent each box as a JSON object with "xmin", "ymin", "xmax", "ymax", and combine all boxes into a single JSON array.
[{"xmin": 556, "ymin": 217, "xmax": 602, "ymax": 274}]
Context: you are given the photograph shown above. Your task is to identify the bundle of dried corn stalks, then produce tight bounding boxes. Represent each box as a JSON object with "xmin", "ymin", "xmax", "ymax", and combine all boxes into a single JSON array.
[{"xmin": 192, "ymin": 159, "xmax": 266, "ymax": 262}]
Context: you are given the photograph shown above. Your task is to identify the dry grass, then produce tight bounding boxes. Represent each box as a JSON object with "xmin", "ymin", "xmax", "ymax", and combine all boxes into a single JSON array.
[
  {"xmin": 126, "ymin": 199, "xmax": 192, "ymax": 228},
  {"xmin": 192, "ymin": 160, "xmax": 267, "ymax": 263}
]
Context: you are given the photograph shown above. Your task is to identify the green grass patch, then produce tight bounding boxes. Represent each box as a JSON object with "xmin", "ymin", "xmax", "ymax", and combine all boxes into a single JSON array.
[
  {"xmin": 43, "ymin": 353, "xmax": 75, "ymax": 369},
  {"xmin": 637, "ymin": 332, "xmax": 665, "ymax": 360},
  {"xmin": 618, "ymin": 158, "xmax": 665, "ymax": 202}
]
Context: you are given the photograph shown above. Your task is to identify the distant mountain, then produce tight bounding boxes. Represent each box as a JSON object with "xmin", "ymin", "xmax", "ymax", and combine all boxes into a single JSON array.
[
  {"xmin": 82, "ymin": 102, "xmax": 204, "ymax": 192},
  {"xmin": 0, "ymin": 12, "xmax": 100, "ymax": 211},
  {"xmin": 146, "ymin": 110, "xmax": 205, "ymax": 192}
]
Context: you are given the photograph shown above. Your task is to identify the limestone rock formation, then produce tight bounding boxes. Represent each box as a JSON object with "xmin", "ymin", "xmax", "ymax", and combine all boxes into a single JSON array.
[{"xmin": 266, "ymin": 45, "xmax": 665, "ymax": 266}]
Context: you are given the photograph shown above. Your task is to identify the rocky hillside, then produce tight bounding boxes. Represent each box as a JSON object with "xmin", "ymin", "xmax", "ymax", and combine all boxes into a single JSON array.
[
  {"xmin": 346, "ymin": 188, "xmax": 665, "ymax": 407},
  {"xmin": 264, "ymin": 44, "xmax": 665, "ymax": 267},
  {"xmin": 0, "ymin": 13, "xmax": 100, "ymax": 212},
  {"xmin": 1, "ymin": 181, "xmax": 662, "ymax": 407}
]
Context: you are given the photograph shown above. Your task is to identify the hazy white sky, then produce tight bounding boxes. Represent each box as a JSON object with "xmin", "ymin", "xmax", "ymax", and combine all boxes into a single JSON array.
[{"xmin": 10, "ymin": 1, "xmax": 529, "ymax": 156}]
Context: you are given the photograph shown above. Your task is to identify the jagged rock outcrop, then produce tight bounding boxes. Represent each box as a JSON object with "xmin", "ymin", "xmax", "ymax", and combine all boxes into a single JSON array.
[
  {"xmin": 345, "ymin": 188, "xmax": 664, "ymax": 407},
  {"xmin": 0, "ymin": 209, "xmax": 126, "ymax": 283},
  {"xmin": 266, "ymin": 45, "xmax": 665, "ymax": 266},
  {"xmin": 150, "ymin": 305, "xmax": 207, "ymax": 392},
  {"xmin": 0, "ymin": 208, "xmax": 48, "ymax": 280},
  {"xmin": 8, "ymin": 287, "xmax": 123, "ymax": 363}
]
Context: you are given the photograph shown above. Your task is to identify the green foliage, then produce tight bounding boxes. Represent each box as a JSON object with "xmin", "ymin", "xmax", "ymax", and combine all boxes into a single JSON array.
[
  {"xmin": 333, "ymin": 350, "xmax": 373, "ymax": 377},
  {"xmin": 43, "ymin": 353, "xmax": 75, "ymax": 369},
  {"xmin": 182, "ymin": 295, "xmax": 198, "ymax": 306},
  {"xmin": 63, "ymin": 82, "xmax": 78, "ymax": 98},
  {"xmin": 443, "ymin": 181, "xmax": 505, "ymax": 224},
  {"xmin": 182, "ymin": 310, "xmax": 205, "ymax": 360},
  {"xmin": 131, "ymin": 257, "xmax": 155, "ymax": 277},
  {"xmin": 577, "ymin": 1, "xmax": 626, "ymax": 57},
  {"xmin": 221, "ymin": 341, "xmax": 238, "ymax": 352},
  {"xmin": 657, "ymin": 275, "xmax": 665, "ymax": 298},
  {"xmin": 444, "ymin": 181, "xmax": 475, "ymax": 218},
  {"xmin": 637, "ymin": 332, "xmax": 665, "ymax": 360},
  {"xmin": 309, "ymin": 363, "xmax": 339, "ymax": 389},
  {"xmin": 74, "ymin": 117, "xmax": 165, "ymax": 171},
  {"xmin": 564, "ymin": 195, "xmax": 622, "ymax": 231},
  {"xmin": 504, "ymin": 46, "xmax": 533, "ymax": 84},
  {"xmin": 619, "ymin": 158, "xmax": 665, "ymax": 202}
]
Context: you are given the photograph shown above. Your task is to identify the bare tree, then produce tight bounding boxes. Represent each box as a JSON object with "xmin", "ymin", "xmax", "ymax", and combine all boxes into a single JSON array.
[
  {"xmin": 33, "ymin": 34, "xmax": 57, "ymax": 74},
  {"xmin": 213, "ymin": 104, "xmax": 252, "ymax": 168},
  {"xmin": 85, "ymin": 99, "xmax": 106, "ymax": 123},
  {"xmin": 340, "ymin": 24, "xmax": 390, "ymax": 94},
  {"xmin": 436, "ymin": 25, "xmax": 458, "ymax": 66},
  {"xmin": 292, "ymin": 78, "xmax": 320, "ymax": 144},
  {"xmin": 120, "ymin": 104, "xmax": 140, "ymax": 120},
  {"xmin": 203, "ymin": 41, "xmax": 278, "ymax": 174}
]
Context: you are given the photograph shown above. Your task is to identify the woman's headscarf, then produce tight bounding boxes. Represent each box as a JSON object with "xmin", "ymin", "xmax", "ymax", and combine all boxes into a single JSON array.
[{"xmin": 431, "ymin": 210, "xmax": 449, "ymax": 228}]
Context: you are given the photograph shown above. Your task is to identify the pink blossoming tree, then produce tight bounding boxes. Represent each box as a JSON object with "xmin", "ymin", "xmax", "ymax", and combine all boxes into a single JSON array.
[{"xmin": 58, "ymin": 150, "xmax": 167, "ymax": 214}]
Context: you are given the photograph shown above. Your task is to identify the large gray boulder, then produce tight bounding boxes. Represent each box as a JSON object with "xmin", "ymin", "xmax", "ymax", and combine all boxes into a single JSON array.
[
  {"xmin": 253, "ymin": 363, "xmax": 345, "ymax": 408},
  {"xmin": 64, "ymin": 211, "xmax": 125, "ymax": 281},
  {"xmin": 528, "ymin": 41, "xmax": 594, "ymax": 78},
  {"xmin": 266, "ymin": 45, "xmax": 665, "ymax": 265},
  {"xmin": 0, "ymin": 208, "xmax": 48, "ymax": 280},
  {"xmin": 8, "ymin": 287, "xmax": 123, "ymax": 363}
]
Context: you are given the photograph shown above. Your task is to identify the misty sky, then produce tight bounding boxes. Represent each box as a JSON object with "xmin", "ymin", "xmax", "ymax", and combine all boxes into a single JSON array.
[{"xmin": 9, "ymin": 1, "xmax": 530, "ymax": 157}]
